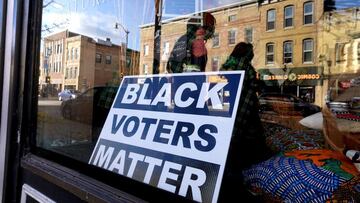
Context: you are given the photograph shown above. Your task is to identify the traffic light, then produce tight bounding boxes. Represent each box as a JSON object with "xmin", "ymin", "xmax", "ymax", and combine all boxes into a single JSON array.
[{"xmin": 45, "ymin": 76, "xmax": 50, "ymax": 83}]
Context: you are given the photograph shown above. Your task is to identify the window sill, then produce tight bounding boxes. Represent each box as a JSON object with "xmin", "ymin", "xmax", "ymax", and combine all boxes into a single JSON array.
[
  {"xmin": 303, "ymin": 23, "xmax": 314, "ymax": 27},
  {"xmin": 284, "ymin": 26, "xmax": 294, "ymax": 30},
  {"xmin": 21, "ymin": 153, "xmax": 146, "ymax": 203}
]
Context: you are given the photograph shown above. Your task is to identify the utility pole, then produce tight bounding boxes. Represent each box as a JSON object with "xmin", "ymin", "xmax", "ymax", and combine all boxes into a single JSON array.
[{"xmin": 114, "ymin": 22, "xmax": 130, "ymax": 76}]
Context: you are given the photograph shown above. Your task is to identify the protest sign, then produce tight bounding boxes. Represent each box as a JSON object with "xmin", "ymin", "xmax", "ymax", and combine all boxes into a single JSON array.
[{"xmin": 89, "ymin": 71, "xmax": 244, "ymax": 203}]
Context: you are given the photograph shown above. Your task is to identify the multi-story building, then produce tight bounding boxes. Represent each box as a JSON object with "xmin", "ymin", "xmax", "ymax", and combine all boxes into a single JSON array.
[
  {"xmin": 139, "ymin": 0, "xmax": 260, "ymax": 74},
  {"xmin": 256, "ymin": 0, "xmax": 325, "ymax": 106},
  {"xmin": 319, "ymin": 6, "xmax": 360, "ymax": 101},
  {"xmin": 40, "ymin": 30, "xmax": 139, "ymax": 94},
  {"xmin": 139, "ymin": 0, "xmax": 327, "ymax": 106}
]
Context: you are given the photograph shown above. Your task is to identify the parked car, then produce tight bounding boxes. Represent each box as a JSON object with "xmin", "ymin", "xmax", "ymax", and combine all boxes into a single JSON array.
[
  {"xmin": 258, "ymin": 93, "xmax": 321, "ymax": 117},
  {"xmin": 58, "ymin": 89, "xmax": 78, "ymax": 101},
  {"xmin": 61, "ymin": 86, "xmax": 119, "ymax": 126}
]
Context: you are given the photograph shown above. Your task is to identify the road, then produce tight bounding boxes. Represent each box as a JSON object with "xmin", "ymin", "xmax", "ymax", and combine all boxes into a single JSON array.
[{"xmin": 37, "ymin": 98, "xmax": 96, "ymax": 162}]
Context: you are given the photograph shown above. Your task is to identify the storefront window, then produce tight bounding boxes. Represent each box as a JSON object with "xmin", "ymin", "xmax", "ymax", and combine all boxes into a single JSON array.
[{"xmin": 36, "ymin": 0, "xmax": 360, "ymax": 202}]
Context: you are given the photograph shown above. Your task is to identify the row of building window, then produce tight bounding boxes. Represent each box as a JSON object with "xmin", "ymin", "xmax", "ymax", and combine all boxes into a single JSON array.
[
  {"xmin": 67, "ymin": 48, "xmax": 79, "ymax": 60},
  {"xmin": 266, "ymin": 1, "xmax": 314, "ymax": 31},
  {"xmin": 45, "ymin": 40, "xmax": 63, "ymax": 56},
  {"xmin": 144, "ymin": 27, "xmax": 254, "ymax": 58},
  {"xmin": 65, "ymin": 67, "xmax": 78, "ymax": 79},
  {"xmin": 212, "ymin": 27, "xmax": 253, "ymax": 47},
  {"xmin": 95, "ymin": 53, "xmax": 112, "ymax": 64},
  {"xmin": 48, "ymin": 61, "xmax": 62, "ymax": 73},
  {"xmin": 266, "ymin": 38, "xmax": 314, "ymax": 65}
]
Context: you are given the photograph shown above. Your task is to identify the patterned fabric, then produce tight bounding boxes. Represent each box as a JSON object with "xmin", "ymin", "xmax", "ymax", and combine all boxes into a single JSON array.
[
  {"xmin": 327, "ymin": 175, "xmax": 360, "ymax": 203},
  {"xmin": 332, "ymin": 110, "xmax": 360, "ymax": 122},
  {"xmin": 263, "ymin": 122, "xmax": 291, "ymax": 138},
  {"xmin": 243, "ymin": 155, "xmax": 347, "ymax": 203},
  {"xmin": 285, "ymin": 149, "xmax": 360, "ymax": 180},
  {"xmin": 265, "ymin": 128, "xmax": 325, "ymax": 153}
]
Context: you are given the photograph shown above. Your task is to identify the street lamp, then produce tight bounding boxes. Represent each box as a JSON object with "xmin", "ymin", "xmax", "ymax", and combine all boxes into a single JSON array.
[{"xmin": 114, "ymin": 22, "xmax": 130, "ymax": 76}]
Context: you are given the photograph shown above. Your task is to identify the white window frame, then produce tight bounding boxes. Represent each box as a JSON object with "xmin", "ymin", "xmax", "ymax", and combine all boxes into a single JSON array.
[
  {"xmin": 267, "ymin": 9, "xmax": 276, "ymax": 31},
  {"xmin": 228, "ymin": 29, "xmax": 237, "ymax": 45},
  {"xmin": 303, "ymin": 39, "xmax": 314, "ymax": 63},
  {"xmin": 283, "ymin": 41, "xmax": 293, "ymax": 64},
  {"xmin": 143, "ymin": 64, "xmax": 148, "ymax": 74},
  {"xmin": 304, "ymin": 1, "xmax": 314, "ymax": 25},
  {"xmin": 228, "ymin": 14, "xmax": 236, "ymax": 22},
  {"xmin": 284, "ymin": 5, "xmax": 294, "ymax": 28},
  {"xmin": 244, "ymin": 27, "xmax": 253, "ymax": 43},
  {"xmin": 266, "ymin": 43, "xmax": 275, "ymax": 64},
  {"xmin": 144, "ymin": 44, "xmax": 149, "ymax": 56},
  {"xmin": 105, "ymin": 55, "xmax": 112, "ymax": 64},
  {"xmin": 212, "ymin": 33, "xmax": 220, "ymax": 47}
]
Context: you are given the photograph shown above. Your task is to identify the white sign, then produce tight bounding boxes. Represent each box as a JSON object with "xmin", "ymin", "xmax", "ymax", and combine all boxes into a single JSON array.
[{"xmin": 89, "ymin": 71, "xmax": 245, "ymax": 203}]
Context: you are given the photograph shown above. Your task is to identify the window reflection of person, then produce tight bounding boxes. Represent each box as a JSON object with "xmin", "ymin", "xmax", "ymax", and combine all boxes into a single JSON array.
[
  {"xmin": 167, "ymin": 13, "xmax": 215, "ymax": 115},
  {"xmin": 219, "ymin": 42, "xmax": 272, "ymax": 202},
  {"xmin": 166, "ymin": 12, "xmax": 216, "ymax": 73}
]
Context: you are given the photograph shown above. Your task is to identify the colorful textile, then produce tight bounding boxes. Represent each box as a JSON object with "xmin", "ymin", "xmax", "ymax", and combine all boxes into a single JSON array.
[
  {"xmin": 263, "ymin": 122, "xmax": 291, "ymax": 138},
  {"xmin": 331, "ymin": 109, "xmax": 360, "ymax": 122},
  {"xmin": 264, "ymin": 127, "xmax": 325, "ymax": 153},
  {"xmin": 285, "ymin": 149, "xmax": 360, "ymax": 180},
  {"xmin": 243, "ymin": 155, "xmax": 347, "ymax": 203},
  {"xmin": 327, "ymin": 175, "xmax": 360, "ymax": 203}
]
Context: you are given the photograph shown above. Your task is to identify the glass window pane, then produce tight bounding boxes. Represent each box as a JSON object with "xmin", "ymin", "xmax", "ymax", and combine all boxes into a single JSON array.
[
  {"xmin": 304, "ymin": 2, "xmax": 313, "ymax": 13},
  {"xmin": 34, "ymin": 1, "xmax": 360, "ymax": 202},
  {"xmin": 285, "ymin": 6, "xmax": 293, "ymax": 18},
  {"xmin": 268, "ymin": 9, "xmax": 275, "ymax": 21}
]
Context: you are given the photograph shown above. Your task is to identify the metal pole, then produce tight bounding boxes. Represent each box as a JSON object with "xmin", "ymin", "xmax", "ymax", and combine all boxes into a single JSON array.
[{"xmin": 153, "ymin": 0, "xmax": 162, "ymax": 74}]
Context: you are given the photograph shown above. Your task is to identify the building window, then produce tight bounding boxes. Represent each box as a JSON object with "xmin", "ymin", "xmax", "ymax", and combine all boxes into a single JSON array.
[
  {"xmin": 105, "ymin": 55, "xmax": 112, "ymax": 64},
  {"xmin": 212, "ymin": 33, "xmax": 219, "ymax": 47},
  {"xmin": 283, "ymin": 41, "xmax": 293, "ymax": 64},
  {"xmin": 74, "ymin": 67, "xmax": 78, "ymax": 78},
  {"xmin": 303, "ymin": 39, "xmax": 314, "ymax": 63},
  {"xmin": 267, "ymin": 9, "xmax": 276, "ymax": 31},
  {"xmin": 67, "ymin": 49, "xmax": 70, "ymax": 60},
  {"xmin": 212, "ymin": 57, "xmax": 219, "ymax": 71},
  {"xmin": 96, "ymin": 53, "xmax": 102, "ymax": 63},
  {"xmin": 266, "ymin": 43, "xmax": 275, "ymax": 64},
  {"xmin": 304, "ymin": 1, "xmax": 314, "ymax": 25},
  {"xmin": 71, "ymin": 48, "xmax": 74, "ymax": 60},
  {"xmin": 228, "ymin": 14, "xmax": 236, "ymax": 22},
  {"xmin": 143, "ymin": 64, "xmax": 148, "ymax": 74},
  {"xmin": 57, "ymin": 43, "xmax": 60, "ymax": 54},
  {"xmin": 163, "ymin": 42, "xmax": 170, "ymax": 55},
  {"xmin": 244, "ymin": 27, "xmax": 253, "ymax": 43},
  {"xmin": 335, "ymin": 43, "xmax": 345, "ymax": 63},
  {"xmin": 75, "ymin": 48, "xmax": 79, "ymax": 59},
  {"xmin": 144, "ymin": 44, "xmax": 149, "ymax": 56},
  {"xmin": 69, "ymin": 67, "xmax": 73, "ymax": 78},
  {"xmin": 65, "ymin": 68, "xmax": 69, "ymax": 79},
  {"xmin": 228, "ymin": 30, "xmax": 236, "ymax": 45},
  {"xmin": 284, "ymin": 6, "xmax": 294, "ymax": 28}
]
